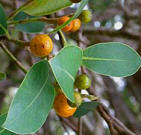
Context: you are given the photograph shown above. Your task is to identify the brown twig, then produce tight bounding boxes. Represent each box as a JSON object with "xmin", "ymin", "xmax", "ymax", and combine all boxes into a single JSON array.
[
  {"xmin": 8, "ymin": 17, "xmax": 58, "ymax": 25},
  {"xmin": 8, "ymin": 0, "xmax": 33, "ymax": 20},
  {"xmin": 77, "ymin": 118, "xmax": 82, "ymax": 135},
  {"xmin": 0, "ymin": 42, "xmax": 27, "ymax": 74},
  {"xmin": 97, "ymin": 105, "xmax": 118, "ymax": 135},
  {"xmin": 83, "ymin": 28, "xmax": 140, "ymax": 41},
  {"xmin": 61, "ymin": 118, "xmax": 77, "ymax": 132},
  {"xmin": 97, "ymin": 103, "xmax": 136, "ymax": 135},
  {"xmin": 59, "ymin": 117, "xmax": 70, "ymax": 135},
  {"xmin": 80, "ymin": 66, "xmax": 136, "ymax": 135},
  {"xmin": 0, "ymin": 36, "xmax": 29, "ymax": 47}
]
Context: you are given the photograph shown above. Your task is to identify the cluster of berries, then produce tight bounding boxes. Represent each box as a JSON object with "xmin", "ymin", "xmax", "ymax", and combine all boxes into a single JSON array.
[
  {"xmin": 29, "ymin": 16, "xmax": 82, "ymax": 57},
  {"xmin": 29, "ymin": 10, "xmax": 92, "ymax": 57},
  {"xmin": 58, "ymin": 16, "xmax": 81, "ymax": 32},
  {"xmin": 29, "ymin": 8, "xmax": 92, "ymax": 118}
]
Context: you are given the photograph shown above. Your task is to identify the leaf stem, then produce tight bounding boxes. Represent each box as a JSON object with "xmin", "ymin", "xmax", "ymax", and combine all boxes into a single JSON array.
[
  {"xmin": 8, "ymin": 39, "xmax": 29, "ymax": 47},
  {"xmin": 7, "ymin": 0, "xmax": 33, "ymax": 20},
  {"xmin": 0, "ymin": 36, "xmax": 29, "ymax": 47},
  {"xmin": 0, "ymin": 24, "xmax": 11, "ymax": 39},
  {"xmin": 58, "ymin": 30, "xmax": 67, "ymax": 46},
  {"xmin": 0, "ymin": 42, "xmax": 27, "ymax": 74},
  {"xmin": 81, "ymin": 94, "xmax": 99, "ymax": 101},
  {"xmin": 8, "ymin": 17, "xmax": 58, "ymax": 25}
]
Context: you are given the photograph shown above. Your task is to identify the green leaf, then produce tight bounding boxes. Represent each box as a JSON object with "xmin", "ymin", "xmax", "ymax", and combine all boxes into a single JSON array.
[
  {"xmin": 0, "ymin": 113, "xmax": 15, "ymax": 135},
  {"xmin": 14, "ymin": 12, "xmax": 45, "ymax": 33},
  {"xmin": 23, "ymin": 0, "xmax": 72, "ymax": 16},
  {"xmin": 73, "ymin": 101, "xmax": 99, "ymax": 117},
  {"xmin": 3, "ymin": 60, "xmax": 55, "ymax": 134},
  {"xmin": 0, "ymin": 4, "xmax": 7, "ymax": 35},
  {"xmin": 0, "ymin": 72, "xmax": 6, "ymax": 80},
  {"xmin": 83, "ymin": 42, "xmax": 141, "ymax": 77},
  {"xmin": 49, "ymin": 45, "xmax": 82, "ymax": 102},
  {"xmin": 49, "ymin": 0, "xmax": 88, "ymax": 34}
]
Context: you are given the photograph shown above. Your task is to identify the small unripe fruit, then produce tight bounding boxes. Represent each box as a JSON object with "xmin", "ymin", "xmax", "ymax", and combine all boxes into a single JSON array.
[
  {"xmin": 68, "ymin": 92, "xmax": 82, "ymax": 107},
  {"xmin": 54, "ymin": 93, "xmax": 77, "ymax": 118},
  {"xmin": 74, "ymin": 92, "xmax": 82, "ymax": 106},
  {"xmin": 79, "ymin": 10, "xmax": 92, "ymax": 23},
  {"xmin": 70, "ymin": 0, "xmax": 81, "ymax": 3},
  {"xmin": 70, "ymin": 19, "xmax": 81, "ymax": 32},
  {"xmin": 30, "ymin": 34, "xmax": 53, "ymax": 57},
  {"xmin": 58, "ymin": 16, "xmax": 73, "ymax": 32},
  {"xmin": 74, "ymin": 74, "xmax": 91, "ymax": 90}
]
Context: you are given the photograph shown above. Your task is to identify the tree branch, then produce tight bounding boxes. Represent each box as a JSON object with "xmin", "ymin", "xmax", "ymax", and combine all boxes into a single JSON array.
[
  {"xmin": 0, "ymin": 42, "xmax": 27, "ymax": 74},
  {"xmin": 77, "ymin": 118, "xmax": 82, "ymax": 135},
  {"xmin": 83, "ymin": 28, "xmax": 140, "ymax": 41}
]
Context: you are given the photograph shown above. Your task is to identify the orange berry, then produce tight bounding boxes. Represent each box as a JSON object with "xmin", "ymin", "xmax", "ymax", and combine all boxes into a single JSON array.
[
  {"xmin": 70, "ymin": 19, "xmax": 81, "ymax": 32},
  {"xmin": 70, "ymin": 0, "xmax": 81, "ymax": 3},
  {"xmin": 30, "ymin": 34, "xmax": 53, "ymax": 57},
  {"xmin": 58, "ymin": 16, "xmax": 73, "ymax": 32},
  {"xmin": 54, "ymin": 93, "xmax": 77, "ymax": 118}
]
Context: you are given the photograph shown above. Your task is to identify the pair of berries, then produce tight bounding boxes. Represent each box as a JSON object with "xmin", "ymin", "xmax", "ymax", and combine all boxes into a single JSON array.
[
  {"xmin": 57, "ymin": 10, "xmax": 92, "ymax": 32},
  {"xmin": 53, "ymin": 92, "xmax": 82, "ymax": 118},
  {"xmin": 53, "ymin": 74, "xmax": 91, "ymax": 118},
  {"xmin": 58, "ymin": 16, "xmax": 81, "ymax": 32},
  {"xmin": 29, "ymin": 17, "xmax": 81, "ymax": 57}
]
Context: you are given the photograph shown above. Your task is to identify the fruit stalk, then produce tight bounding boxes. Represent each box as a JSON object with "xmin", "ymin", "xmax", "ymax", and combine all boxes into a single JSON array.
[{"xmin": 81, "ymin": 94, "xmax": 99, "ymax": 101}]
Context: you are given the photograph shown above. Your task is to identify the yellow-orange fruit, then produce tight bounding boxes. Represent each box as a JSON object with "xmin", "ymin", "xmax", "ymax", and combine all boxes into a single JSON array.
[
  {"xmin": 54, "ymin": 93, "xmax": 77, "ymax": 118},
  {"xmin": 58, "ymin": 16, "xmax": 73, "ymax": 32},
  {"xmin": 30, "ymin": 34, "xmax": 53, "ymax": 57},
  {"xmin": 70, "ymin": 19, "xmax": 81, "ymax": 32}
]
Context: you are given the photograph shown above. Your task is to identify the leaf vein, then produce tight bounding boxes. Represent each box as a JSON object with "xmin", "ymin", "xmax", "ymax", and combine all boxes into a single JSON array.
[
  {"xmin": 83, "ymin": 57, "xmax": 127, "ymax": 62},
  {"xmin": 54, "ymin": 64, "xmax": 74, "ymax": 82},
  {"xmin": 5, "ymin": 73, "xmax": 49, "ymax": 126}
]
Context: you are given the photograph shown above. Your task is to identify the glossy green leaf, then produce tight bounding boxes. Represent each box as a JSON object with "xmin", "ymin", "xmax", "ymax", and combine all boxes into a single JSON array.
[
  {"xmin": 0, "ymin": 4, "xmax": 7, "ymax": 35},
  {"xmin": 0, "ymin": 113, "xmax": 15, "ymax": 135},
  {"xmin": 23, "ymin": 0, "xmax": 72, "ymax": 16},
  {"xmin": 0, "ymin": 72, "xmax": 6, "ymax": 80},
  {"xmin": 83, "ymin": 42, "xmax": 141, "ymax": 77},
  {"xmin": 14, "ymin": 12, "xmax": 45, "ymax": 33},
  {"xmin": 73, "ymin": 101, "xmax": 99, "ymax": 117},
  {"xmin": 49, "ymin": 0, "xmax": 88, "ymax": 34},
  {"xmin": 3, "ymin": 60, "xmax": 55, "ymax": 134},
  {"xmin": 49, "ymin": 45, "xmax": 82, "ymax": 102}
]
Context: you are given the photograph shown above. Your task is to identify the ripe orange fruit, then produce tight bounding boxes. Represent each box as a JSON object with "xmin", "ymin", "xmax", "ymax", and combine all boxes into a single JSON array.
[
  {"xmin": 70, "ymin": 19, "xmax": 81, "ymax": 32},
  {"xmin": 54, "ymin": 93, "xmax": 77, "ymax": 118},
  {"xmin": 58, "ymin": 16, "xmax": 73, "ymax": 32},
  {"xmin": 70, "ymin": 0, "xmax": 81, "ymax": 3},
  {"xmin": 30, "ymin": 34, "xmax": 53, "ymax": 57}
]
